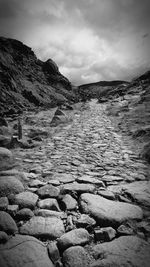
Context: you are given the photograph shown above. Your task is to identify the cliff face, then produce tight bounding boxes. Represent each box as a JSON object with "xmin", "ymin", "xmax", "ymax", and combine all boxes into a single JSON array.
[{"xmin": 0, "ymin": 37, "xmax": 77, "ymax": 115}]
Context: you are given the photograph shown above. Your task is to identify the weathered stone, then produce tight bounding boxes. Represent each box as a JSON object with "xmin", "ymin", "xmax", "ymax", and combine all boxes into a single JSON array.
[
  {"xmin": 48, "ymin": 241, "xmax": 60, "ymax": 264},
  {"xmin": 61, "ymin": 194, "xmax": 77, "ymax": 210},
  {"xmin": 97, "ymin": 189, "xmax": 115, "ymax": 200},
  {"xmin": 15, "ymin": 192, "xmax": 38, "ymax": 209},
  {"xmin": 0, "ymin": 176, "xmax": 24, "ymax": 197},
  {"xmin": 62, "ymin": 246, "xmax": 90, "ymax": 267},
  {"xmin": 0, "ymin": 147, "xmax": 15, "ymax": 171},
  {"xmin": 0, "ymin": 211, "xmax": 18, "ymax": 234},
  {"xmin": 29, "ymin": 179, "xmax": 46, "ymax": 188},
  {"xmin": 61, "ymin": 182, "xmax": 95, "ymax": 194},
  {"xmin": 80, "ymin": 193, "xmax": 143, "ymax": 227},
  {"xmin": 77, "ymin": 176, "xmax": 105, "ymax": 186},
  {"xmin": 37, "ymin": 184, "xmax": 60, "ymax": 198},
  {"xmin": 91, "ymin": 236, "xmax": 150, "ymax": 267},
  {"xmin": 0, "ymin": 234, "xmax": 54, "ymax": 267},
  {"xmin": 16, "ymin": 208, "xmax": 34, "ymax": 220},
  {"xmin": 0, "ymin": 231, "xmax": 9, "ymax": 243},
  {"xmin": 35, "ymin": 209, "xmax": 65, "ymax": 218},
  {"xmin": 57, "ymin": 228, "xmax": 90, "ymax": 251},
  {"xmin": 20, "ymin": 216, "xmax": 65, "ymax": 239},
  {"xmin": 52, "ymin": 173, "xmax": 75, "ymax": 184},
  {"xmin": 76, "ymin": 214, "xmax": 96, "ymax": 228},
  {"xmin": 0, "ymin": 197, "xmax": 9, "ymax": 210},
  {"xmin": 117, "ymin": 224, "xmax": 134, "ymax": 236},
  {"xmin": 7, "ymin": 205, "xmax": 19, "ymax": 216},
  {"xmin": 38, "ymin": 198, "xmax": 60, "ymax": 211},
  {"xmin": 94, "ymin": 227, "xmax": 116, "ymax": 242}
]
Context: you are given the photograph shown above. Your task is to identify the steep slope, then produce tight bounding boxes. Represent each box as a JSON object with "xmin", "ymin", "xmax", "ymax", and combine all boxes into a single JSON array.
[{"xmin": 0, "ymin": 37, "xmax": 77, "ymax": 115}]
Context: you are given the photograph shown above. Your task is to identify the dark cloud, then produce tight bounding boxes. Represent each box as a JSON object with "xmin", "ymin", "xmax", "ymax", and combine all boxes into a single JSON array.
[{"xmin": 0, "ymin": 0, "xmax": 149, "ymax": 84}]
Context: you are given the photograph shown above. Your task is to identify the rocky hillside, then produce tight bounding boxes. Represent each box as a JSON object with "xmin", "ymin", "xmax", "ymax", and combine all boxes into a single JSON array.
[
  {"xmin": 78, "ymin": 80, "xmax": 129, "ymax": 101},
  {"xmin": 0, "ymin": 37, "xmax": 78, "ymax": 116}
]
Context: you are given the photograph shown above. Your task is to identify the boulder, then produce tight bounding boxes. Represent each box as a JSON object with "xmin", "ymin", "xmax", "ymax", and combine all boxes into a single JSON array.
[
  {"xmin": 62, "ymin": 246, "xmax": 90, "ymax": 267},
  {"xmin": 91, "ymin": 236, "xmax": 150, "ymax": 267},
  {"xmin": 61, "ymin": 194, "xmax": 77, "ymax": 210},
  {"xmin": 37, "ymin": 184, "xmax": 60, "ymax": 199},
  {"xmin": 0, "ymin": 211, "xmax": 18, "ymax": 234},
  {"xmin": 80, "ymin": 193, "xmax": 143, "ymax": 227},
  {"xmin": 20, "ymin": 216, "xmax": 65, "ymax": 239},
  {"xmin": 57, "ymin": 228, "xmax": 90, "ymax": 251},
  {"xmin": 0, "ymin": 176, "xmax": 24, "ymax": 197},
  {"xmin": 15, "ymin": 192, "xmax": 38, "ymax": 209},
  {"xmin": 38, "ymin": 198, "xmax": 60, "ymax": 211},
  {"xmin": 0, "ymin": 234, "xmax": 54, "ymax": 267}
]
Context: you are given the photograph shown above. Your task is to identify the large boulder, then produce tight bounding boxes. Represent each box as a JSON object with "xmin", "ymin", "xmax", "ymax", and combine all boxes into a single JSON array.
[
  {"xmin": 19, "ymin": 216, "xmax": 65, "ymax": 239},
  {"xmin": 0, "ymin": 148, "xmax": 15, "ymax": 171},
  {"xmin": 91, "ymin": 236, "xmax": 150, "ymax": 267},
  {"xmin": 80, "ymin": 193, "xmax": 143, "ymax": 227},
  {"xmin": 0, "ymin": 234, "xmax": 54, "ymax": 267}
]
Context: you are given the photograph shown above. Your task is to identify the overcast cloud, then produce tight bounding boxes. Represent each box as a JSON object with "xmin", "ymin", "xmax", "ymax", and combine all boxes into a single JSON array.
[{"xmin": 0, "ymin": 0, "xmax": 149, "ymax": 84}]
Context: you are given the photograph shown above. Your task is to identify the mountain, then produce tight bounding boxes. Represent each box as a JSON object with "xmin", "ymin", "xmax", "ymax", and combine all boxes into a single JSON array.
[{"xmin": 0, "ymin": 37, "xmax": 78, "ymax": 116}]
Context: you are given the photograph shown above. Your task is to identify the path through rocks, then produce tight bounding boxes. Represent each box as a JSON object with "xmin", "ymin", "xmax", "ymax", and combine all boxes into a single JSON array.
[{"xmin": 0, "ymin": 99, "xmax": 150, "ymax": 267}]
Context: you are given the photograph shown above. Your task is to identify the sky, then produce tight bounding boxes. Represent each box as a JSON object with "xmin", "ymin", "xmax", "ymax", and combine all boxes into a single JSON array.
[{"xmin": 0, "ymin": 0, "xmax": 150, "ymax": 85}]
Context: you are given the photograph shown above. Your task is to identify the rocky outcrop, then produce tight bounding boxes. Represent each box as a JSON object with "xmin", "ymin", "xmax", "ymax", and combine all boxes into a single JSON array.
[{"xmin": 0, "ymin": 37, "xmax": 77, "ymax": 115}]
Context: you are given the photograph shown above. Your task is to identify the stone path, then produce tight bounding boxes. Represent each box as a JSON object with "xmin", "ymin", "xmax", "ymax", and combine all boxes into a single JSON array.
[{"xmin": 0, "ymin": 99, "xmax": 150, "ymax": 267}]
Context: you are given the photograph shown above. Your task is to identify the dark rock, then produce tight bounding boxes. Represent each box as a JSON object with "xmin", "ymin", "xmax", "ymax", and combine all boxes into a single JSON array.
[
  {"xmin": 0, "ymin": 231, "xmax": 9, "ymax": 243},
  {"xmin": 62, "ymin": 246, "xmax": 90, "ymax": 267},
  {"xmin": 0, "ymin": 176, "xmax": 24, "ymax": 197},
  {"xmin": 16, "ymin": 208, "xmax": 34, "ymax": 220},
  {"xmin": 7, "ymin": 205, "xmax": 19, "ymax": 217},
  {"xmin": 60, "ymin": 182, "xmax": 95, "ymax": 194},
  {"xmin": 117, "ymin": 224, "xmax": 134, "ymax": 236},
  {"xmin": 57, "ymin": 228, "xmax": 90, "ymax": 251},
  {"xmin": 37, "ymin": 184, "xmax": 60, "ymax": 199},
  {"xmin": 94, "ymin": 227, "xmax": 116, "ymax": 242},
  {"xmin": 0, "ymin": 197, "xmax": 9, "ymax": 210},
  {"xmin": 0, "ymin": 147, "xmax": 15, "ymax": 171},
  {"xmin": 0, "ymin": 234, "xmax": 54, "ymax": 267},
  {"xmin": 75, "ymin": 214, "xmax": 96, "ymax": 228},
  {"xmin": 20, "ymin": 216, "xmax": 65, "ymax": 239},
  {"xmin": 48, "ymin": 241, "xmax": 60, "ymax": 264},
  {"xmin": 0, "ymin": 211, "xmax": 18, "ymax": 234}
]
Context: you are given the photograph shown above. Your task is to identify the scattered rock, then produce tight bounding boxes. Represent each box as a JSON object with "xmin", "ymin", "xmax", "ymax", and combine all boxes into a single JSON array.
[
  {"xmin": 75, "ymin": 214, "xmax": 96, "ymax": 228},
  {"xmin": 62, "ymin": 246, "xmax": 90, "ymax": 267},
  {"xmin": 57, "ymin": 228, "xmax": 90, "ymax": 251},
  {"xmin": 37, "ymin": 184, "xmax": 60, "ymax": 199},
  {"xmin": 0, "ymin": 211, "xmax": 18, "ymax": 234},
  {"xmin": 77, "ymin": 176, "xmax": 105, "ymax": 186},
  {"xmin": 60, "ymin": 194, "xmax": 77, "ymax": 210},
  {"xmin": 48, "ymin": 241, "xmax": 60, "ymax": 264},
  {"xmin": 15, "ymin": 192, "xmax": 39, "ymax": 209},
  {"xmin": 38, "ymin": 198, "xmax": 60, "ymax": 211},
  {"xmin": 97, "ymin": 189, "xmax": 115, "ymax": 200},
  {"xmin": 29, "ymin": 179, "xmax": 46, "ymax": 188},
  {"xmin": 91, "ymin": 236, "xmax": 150, "ymax": 267},
  {"xmin": 20, "ymin": 216, "xmax": 65, "ymax": 239},
  {"xmin": 80, "ymin": 193, "xmax": 143, "ymax": 227},
  {"xmin": 0, "ymin": 234, "xmax": 54, "ymax": 267},
  {"xmin": 35, "ymin": 209, "xmax": 65, "ymax": 218},
  {"xmin": 61, "ymin": 183, "xmax": 95, "ymax": 194},
  {"xmin": 7, "ymin": 205, "xmax": 19, "ymax": 217},
  {"xmin": 0, "ymin": 231, "xmax": 9, "ymax": 244},
  {"xmin": 52, "ymin": 173, "xmax": 75, "ymax": 184}
]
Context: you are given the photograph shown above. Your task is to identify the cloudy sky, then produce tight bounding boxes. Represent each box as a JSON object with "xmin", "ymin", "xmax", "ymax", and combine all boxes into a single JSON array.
[{"xmin": 0, "ymin": 0, "xmax": 150, "ymax": 85}]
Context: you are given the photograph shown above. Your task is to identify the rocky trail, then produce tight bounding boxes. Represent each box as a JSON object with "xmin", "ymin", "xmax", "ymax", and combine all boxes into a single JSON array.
[{"xmin": 0, "ymin": 99, "xmax": 150, "ymax": 267}]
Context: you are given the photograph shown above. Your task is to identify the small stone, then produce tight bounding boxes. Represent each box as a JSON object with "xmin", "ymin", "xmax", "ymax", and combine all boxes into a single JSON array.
[
  {"xmin": 48, "ymin": 241, "xmax": 60, "ymax": 264},
  {"xmin": 37, "ymin": 184, "xmax": 60, "ymax": 199},
  {"xmin": 0, "ymin": 231, "xmax": 9, "ymax": 243},
  {"xmin": 77, "ymin": 176, "xmax": 105, "ymax": 186},
  {"xmin": 7, "ymin": 205, "xmax": 19, "ymax": 216},
  {"xmin": 0, "ymin": 147, "xmax": 15, "ymax": 171},
  {"xmin": 29, "ymin": 179, "xmax": 46, "ymax": 188},
  {"xmin": 35, "ymin": 209, "xmax": 65, "ymax": 218},
  {"xmin": 62, "ymin": 246, "xmax": 90, "ymax": 267},
  {"xmin": 15, "ymin": 191, "xmax": 39, "ymax": 209},
  {"xmin": 38, "ymin": 198, "xmax": 60, "ymax": 211},
  {"xmin": 61, "ymin": 194, "xmax": 77, "ymax": 210},
  {"xmin": 97, "ymin": 189, "xmax": 115, "ymax": 200},
  {"xmin": 94, "ymin": 227, "xmax": 116, "ymax": 242},
  {"xmin": 0, "ymin": 197, "xmax": 9, "ymax": 210},
  {"xmin": 117, "ymin": 224, "xmax": 134, "ymax": 236},
  {"xmin": 60, "ymin": 182, "xmax": 95, "ymax": 194},
  {"xmin": 57, "ymin": 228, "xmax": 90, "ymax": 251},
  {"xmin": 52, "ymin": 173, "xmax": 75, "ymax": 184},
  {"xmin": 76, "ymin": 214, "xmax": 96, "ymax": 228},
  {"xmin": 0, "ymin": 211, "xmax": 18, "ymax": 234},
  {"xmin": 16, "ymin": 208, "xmax": 34, "ymax": 220}
]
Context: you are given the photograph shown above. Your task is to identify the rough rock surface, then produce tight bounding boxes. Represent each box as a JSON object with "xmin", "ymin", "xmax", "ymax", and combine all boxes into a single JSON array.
[
  {"xmin": 0, "ymin": 234, "xmax": 54, "ymax": 267},
  {"xmin": 0, "ymin": 211, "xmax": 18, "ymax": 234},
  {"xmin": 15, "ymin": 191, "xmax": 38, "ymax": 209},
  {"xmin": 20, "ymin": 216, "xmax": 65, "ymax": 239},
  {"xmin": 0, "ymin": 148, "xmax": 15, "ymax": 171},
  {"xmin": 0, "ymin": 176, "xmax": 24, "ymax": 197},
  {"xmin": 80, "ymin": 193, "xmax": 143, "ymax": 227},
  {"xmin": 62, "ymin": 246, "xmax": 90, "ymax": 267},
  {"xmin": 91, "ymin": 236, "xmax": 150, "ymax": 267}
]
